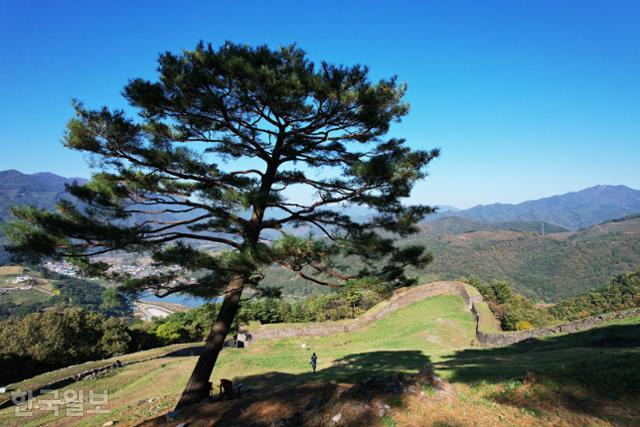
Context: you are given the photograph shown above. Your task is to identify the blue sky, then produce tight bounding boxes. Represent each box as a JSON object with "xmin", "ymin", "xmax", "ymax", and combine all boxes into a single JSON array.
[{"xmin": 0, "ymin": 0, "xmax": 638, "ymax": 208}]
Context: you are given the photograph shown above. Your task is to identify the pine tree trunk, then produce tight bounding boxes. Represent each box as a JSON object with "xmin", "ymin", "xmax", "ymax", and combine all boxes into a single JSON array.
[{"xmin": 174, "ymin": 275, "xmax": 245, "ymax": 410}]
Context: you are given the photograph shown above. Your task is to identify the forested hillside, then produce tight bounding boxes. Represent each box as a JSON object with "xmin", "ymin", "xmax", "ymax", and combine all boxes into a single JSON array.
[
  {"xmin": 266, "ymin": 215, "xmax": 640, "ymax": 301},
  {"xmin": 550, "ymin": 270, "xmax": 640, "ymax": 320},
  {"xmin": 410, "ymin": 215, "xmax": 640, "ymax": 300},
  {"xmin": 0, "ymin": 170, "xmax": 86, "ymax": 221}
]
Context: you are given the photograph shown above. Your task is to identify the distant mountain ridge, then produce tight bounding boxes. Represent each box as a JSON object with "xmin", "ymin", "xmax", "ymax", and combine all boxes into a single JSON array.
[
  {"xmin": 419, "ymin": 216, "xmax": 568, "ymax": 236},
  {"xmin": 2, "ymin": 170, "xmax": 638, "ymax": 230},
  {"xmin": 1, "ymin": 170, "xmax": 639, "ymax": 301},
  {"xmin": 0, "ymin": 169, "xmax": 85, "ymax": 190},
  {"xmin": 434, "ymin": 185, "xmax": 640, "ymax": 230},
  {"xmin": 0, "ymin": 170, "xmax": 88, "ymax": 261},
  {"xmin": 0, "ymin": 169, "xmax": 86, "ymax": 222}
]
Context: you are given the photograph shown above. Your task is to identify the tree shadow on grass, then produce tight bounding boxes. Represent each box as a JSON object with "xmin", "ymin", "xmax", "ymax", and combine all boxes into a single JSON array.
[
  {"xmin": 436, "ymin": 323, "xmax": 640, "ymax": 424},
  {"xmin": 153, "ymin": 350, "xmax": 432, "ymax": 427},
  {"xmin": 238, "ymin": 350, "xmax": 432, "ymax": 392},
  {"xmin": 161, "ymin": 345, "xmax": 203, "ymax": 358}
]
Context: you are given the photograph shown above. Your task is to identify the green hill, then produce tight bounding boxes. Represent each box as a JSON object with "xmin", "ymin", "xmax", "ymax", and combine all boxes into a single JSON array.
[
  {"xmin": 409, "ymin": 215, "xmax": 640, "ymax": 301},
  {"xmin": 265, "ymin": 215, "xmax": 640, "ymax": 301},
  {"xmin": 0, "ymin": 170, "xmax": 87, "ymax": 263},
  {"xmin": 418, "ymin": 216, "xmax": 568, "ymax": 235},
  {"xmin": 1, "ymin": 292, "xmax": 637, "ymax": 426}
]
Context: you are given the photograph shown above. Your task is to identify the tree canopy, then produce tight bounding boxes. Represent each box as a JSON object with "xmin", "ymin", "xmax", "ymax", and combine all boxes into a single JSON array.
[
  {"xmin": 7, "ymin": 41, "xmax": 437, "ymax": 297},
  {"xmin": 5, "ymin": 41, "xmax": 439, "ymax": 407}
]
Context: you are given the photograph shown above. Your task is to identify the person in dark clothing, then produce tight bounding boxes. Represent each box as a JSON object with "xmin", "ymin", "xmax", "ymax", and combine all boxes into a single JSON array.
[
  {"xmin": 310, "ymin": 352, "xmax": 318, "ymax": 373},
  {"xmin": 219, "ymin": 379, "xmax": 234, "ymax": 400}
]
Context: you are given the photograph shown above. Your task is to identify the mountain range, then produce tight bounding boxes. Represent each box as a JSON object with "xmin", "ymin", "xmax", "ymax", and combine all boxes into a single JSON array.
[
  {"xmin": 0, "ymin": 170, "xmax": 86, "ymax": 222},
  {"xmin": 0, "ymin": 170, "xmax": 639, "ymax": 300},
  {"xmin": 433, "ymin": 185, "xmax": 640, "ymax": 230},
  {"xmin": 2, "ymin": 169, "xmax": 639, "ymax": 231}
]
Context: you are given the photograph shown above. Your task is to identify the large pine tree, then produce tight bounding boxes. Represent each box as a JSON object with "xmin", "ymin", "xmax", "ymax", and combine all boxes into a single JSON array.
[{"xmin": 6, "ymin": 42, "xmax": 439, "ymax": 408}]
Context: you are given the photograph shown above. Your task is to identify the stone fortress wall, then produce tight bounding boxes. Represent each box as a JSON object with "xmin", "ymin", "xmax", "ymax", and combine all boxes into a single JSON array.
[
  {"xmin": 247, "ymin": 281, "xmax": 483, "ymax": 341},
  {"xmin": 476, "ymin": 307, "xmax": 640, "ymax": 346},
  {"xmin": 246, "ymin": 281, "xmax": 640, "ymax": 347}
]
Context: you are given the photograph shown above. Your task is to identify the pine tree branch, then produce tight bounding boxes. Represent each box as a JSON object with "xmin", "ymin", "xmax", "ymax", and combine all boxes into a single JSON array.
[{"xmin": 276, "ymin": 261, "xmax": 342, "ymax": 289}]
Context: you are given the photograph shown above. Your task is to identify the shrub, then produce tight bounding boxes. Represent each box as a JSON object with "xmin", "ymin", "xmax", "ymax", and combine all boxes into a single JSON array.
[
  {"xmin": 0, "ymin": 308, "xmax": 133, "ymax": 385},
  {"xmin": 549, "ymin": 271, "xmax": 640, "ymax": 320},
  {"xmin": 467, "ymin": 278, "xmax": 551, "ymax": 331},
  {"xmin": 515, "ymin": 321, "xmax": 534, "ymax": 331}
]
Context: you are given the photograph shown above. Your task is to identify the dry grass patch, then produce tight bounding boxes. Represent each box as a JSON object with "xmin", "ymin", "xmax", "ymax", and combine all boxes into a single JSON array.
[{"xmin": 0, "ymin": 266, "xmax": 24, "ymax": 276}]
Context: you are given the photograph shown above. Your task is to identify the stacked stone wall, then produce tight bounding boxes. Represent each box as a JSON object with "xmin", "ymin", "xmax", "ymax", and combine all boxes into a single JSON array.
[
  {"xmin": 475, "ymin": 308, "xmax": 640, "ymax": 347},
  {"xmin": 249, "ymin": 281, "xmax": 481, "ymax": 341},
  {"xmin": 248, "ymin": 281, "xmax": 640, "ymax": 349}
]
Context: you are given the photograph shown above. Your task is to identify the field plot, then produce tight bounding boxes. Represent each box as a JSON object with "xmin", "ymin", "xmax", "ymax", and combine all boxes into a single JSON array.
[
  {"xmin": 0, "ymin": 266, "xmax": 25, "ymax": 286},
  {"xmin": 0, "ymin": 266, "xmax": 55, "ymax": 294}
]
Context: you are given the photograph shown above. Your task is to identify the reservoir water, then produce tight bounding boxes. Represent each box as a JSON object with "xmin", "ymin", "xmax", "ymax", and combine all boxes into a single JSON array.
[{"xmin": 139, "ymin": 292, "xmax": 221, "ymax": 307}]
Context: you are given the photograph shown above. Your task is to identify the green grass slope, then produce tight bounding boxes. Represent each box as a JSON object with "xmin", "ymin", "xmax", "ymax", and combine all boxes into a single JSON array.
[
  {"xmin": 1, "ymin": 293, "xmax": 638, "ymax": 426},
  {"xmin": 0, "ymin": 295, "xmax": 475, "ymax": 426}
]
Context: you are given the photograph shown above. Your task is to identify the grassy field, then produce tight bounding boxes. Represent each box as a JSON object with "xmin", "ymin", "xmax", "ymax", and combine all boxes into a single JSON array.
[
  {"xmin": 0, "ymin": 295, "xmax": 473, "ymax": 426},
  {"xmin": 0, "ymin": 294, "xmax": 638, "ymax": 426},
  {"xmin": 0, "ymin": 265, "xmax": 24, "ymax": 286},
  {"xmin": 0, "ymin": 266, "xmax": 24, "ymax": 275},
  {"xmin": 0, "ymin": 265, "xmax": 54, "ymax": 307},
  {"xmin": 1, "ymin": 289, "xmax": 51, "ymax": 305}
]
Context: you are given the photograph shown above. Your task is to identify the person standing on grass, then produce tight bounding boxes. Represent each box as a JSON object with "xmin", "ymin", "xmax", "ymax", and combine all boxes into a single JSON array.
[{"xmin": 310, "ymin": 352, "xmax": 318, "ymax": 374}]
